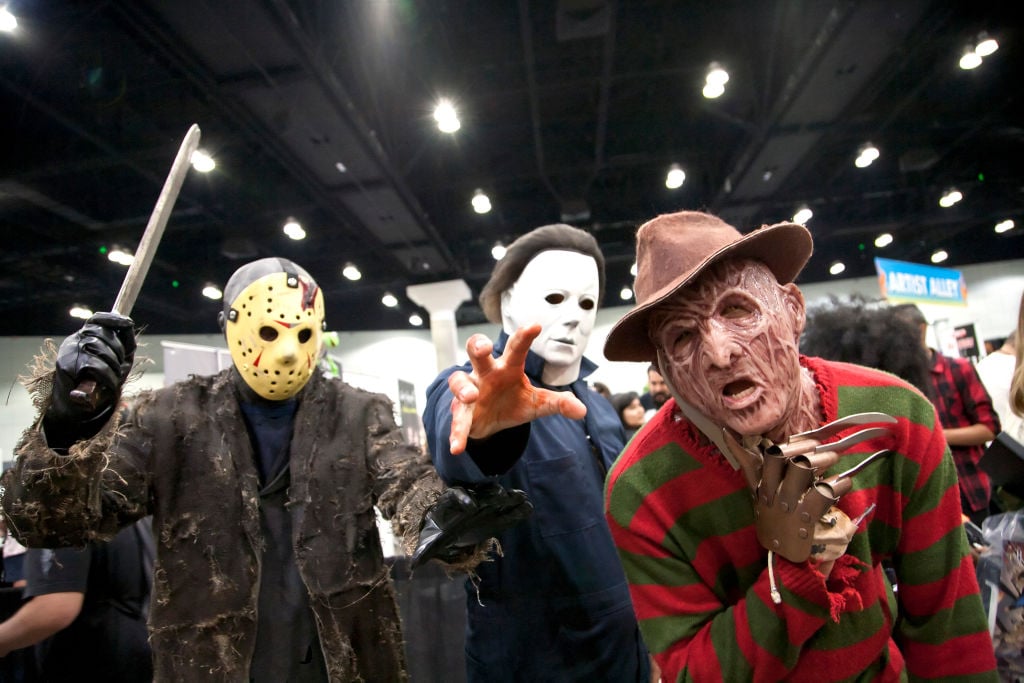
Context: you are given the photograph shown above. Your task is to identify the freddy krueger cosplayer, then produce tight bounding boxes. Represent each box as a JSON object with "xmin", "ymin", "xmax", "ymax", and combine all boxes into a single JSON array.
[
  {"xmin": 599, "ymin": 210, "xmax": 996, "ymax": 680},
  {"xmin": 418, "ymin": 224, "xmax": 653, "ymax": 682},
  {"xmin": 1, "ymin": 257, "xmax": 506, "ymax": 682}
]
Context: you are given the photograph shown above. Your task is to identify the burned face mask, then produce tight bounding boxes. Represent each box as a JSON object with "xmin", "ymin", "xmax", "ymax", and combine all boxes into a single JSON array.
[{"xmin": 652, "ymin": 259, "xmax": 805, "ymax": 439}]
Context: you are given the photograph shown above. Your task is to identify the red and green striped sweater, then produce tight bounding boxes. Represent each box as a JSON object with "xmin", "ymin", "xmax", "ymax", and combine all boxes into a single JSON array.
[{"xmin": 605, "ymin": 357, "xmax": 997, "ymax": 682}]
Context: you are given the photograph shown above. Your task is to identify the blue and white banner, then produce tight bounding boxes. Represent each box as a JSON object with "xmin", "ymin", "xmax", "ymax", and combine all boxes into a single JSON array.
[{"xmin": 874, "ymin": 257, "xmax": 967, "ymax": 305}]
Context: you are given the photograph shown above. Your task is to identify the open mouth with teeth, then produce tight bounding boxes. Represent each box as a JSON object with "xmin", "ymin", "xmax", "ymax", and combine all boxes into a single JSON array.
[{"xmin": 723, "ymin": 379, "xmax": 756, "ymax": 401}]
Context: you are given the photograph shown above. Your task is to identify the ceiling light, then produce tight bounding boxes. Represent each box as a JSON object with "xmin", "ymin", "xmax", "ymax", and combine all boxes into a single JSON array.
[
  {"xmin": 703, "ymin": 62, "xmax": 729, "ymax": 99},
  {"xmin": 975, "ymin": 33, "xmax": 998, "ymax": 57},
  {"xmin": 938, "ymin": 188, "xmax": 963, "ymax": 208},
  {"xmin": 190, "ymin": 149, "xmax": 216, "ymax": 173},
  {"xmin": 0, "ymin": 8, "xmax": 17, "ymax": 33},
  {"xmin": 959, "ymin": 48, "xmax": 982, "ymax": 70},
  {"xmin": 930, "ymin": 249, "xmax": 948, "ymax": 264},
  {"xmin": 619, "ymin": 286, "xmax": 633, "ymax": 301},
  {"xmin": 829, "ymin": 261, "xmax": 846, "ymax": 276},
  {"xmin": 202, "ymin": 284, "xmax": 223, "ymax": 300},
  {"xmin": 108, "ymin": 247, "xmax": 134, "ymax": 266},
  {"xmin": 855, "ymin": 142, "xmax": 880, "ymax": 168},
  {"xmin": 994, "ymin": 219, "xmax": 1015, "ymax": 234},
  {"xmin": 335, "ymin": 161, "xmax": 347, "ymax": 173},
  {"xmin": 471, "ymin": 188, "xmax": 492, "ymax": 214},
  {"xmin": 630, "ymin": 262, "xmax": 637, "ymax": 276},
  {"xmin": 69, "ymin": 305, "xmax": 93, "ymax": 320},
  {"xmin": 433, "ymin": 98, "xmax": 461, "ymax": 133},
  {"xmin": 665, "ymin": 163, "xmax": 685, "ymax": 189},
  {"xmin": 342, "ymin": 263, "xmax": 362, "ymax": 281},
  {"xmin": 792, "ymin": 205, "xmax": 813, "ymax": 225},
  {"xmin": 702, "ymin": 81, "xmax": 725, "ymax": 99},
  {"xmin": 705, "ymin": 62, "xmax": 729, "ymax": 87},
  {"xmin": 409, "ymin": 313, "xmax": 424, "ymax": 327},
  {"xmin": 874, "ymin": 233, "xmax": 893, "ymax": 248},
  {"xmin": 491, "ymin": 242, "xmax": 507, "ymax": 260},
  {"xmin": 283, "ymin": 217, "xmax": 305, "ymax": 240},
  {"xmin": 381, "ymin": 292, "xmax": 398, "ymax": 308}
]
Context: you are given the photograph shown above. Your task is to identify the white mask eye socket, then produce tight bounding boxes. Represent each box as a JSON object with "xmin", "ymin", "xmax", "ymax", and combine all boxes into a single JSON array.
[
  {"xmin": 545, "ymin": 293, "xmax": 566, "ymax": 305},
  {"xmin": 259, "ymin": 326, "xmax": 278, "ymax": 341},
  {"xmin": 579, "ymin": 297, "xmax": 596, "ymax": 311}
]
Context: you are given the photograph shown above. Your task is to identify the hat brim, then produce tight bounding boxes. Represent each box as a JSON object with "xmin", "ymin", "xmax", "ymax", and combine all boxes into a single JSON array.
[{"xmin": 604, "ymin": 222, "xmax": 812, "ymax": 362}]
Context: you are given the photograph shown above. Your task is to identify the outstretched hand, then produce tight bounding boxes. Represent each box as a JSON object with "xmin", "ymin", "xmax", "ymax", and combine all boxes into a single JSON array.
[{"xmin": 447, "ymin": 325, "xmax": 587, "ymax": 454}]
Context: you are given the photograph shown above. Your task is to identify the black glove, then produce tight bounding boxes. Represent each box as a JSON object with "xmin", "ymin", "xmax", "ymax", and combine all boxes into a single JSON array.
[
  {"xmin": 43, "ymin": 312, "xmax": 136, "ymax": 450},
  {"xmin": 412, "ymin": 482, "xmax": 533, "ymax": 568}
]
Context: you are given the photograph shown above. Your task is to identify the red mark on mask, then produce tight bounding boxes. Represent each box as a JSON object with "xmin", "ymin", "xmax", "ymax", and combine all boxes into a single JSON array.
[
  {"xmin": 301, "ymin": 281, "xmax": 319, "ymax": 310},
  {"xmin": 253, "ymin": 350, "xmax": 263, "ymax": 367}
]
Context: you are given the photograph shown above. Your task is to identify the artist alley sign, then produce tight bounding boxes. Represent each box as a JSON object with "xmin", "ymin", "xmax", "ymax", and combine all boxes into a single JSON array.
[{"xmin": 874, "ymin": 257, "xmax": 968, "ymax": 305}]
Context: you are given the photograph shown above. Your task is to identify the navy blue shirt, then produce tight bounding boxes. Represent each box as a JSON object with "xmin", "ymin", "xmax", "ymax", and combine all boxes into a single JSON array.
[{"xmin": 423, "ymin": 332, "xmax": 650, "ymax": 682}]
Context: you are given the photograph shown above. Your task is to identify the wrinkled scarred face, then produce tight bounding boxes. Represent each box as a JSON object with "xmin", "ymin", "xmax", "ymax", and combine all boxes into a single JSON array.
[
  {"xmin": 501, "ymin": 249, "xmax": 599, "ymax": 385},
  {"xmin": 225, "ymin": 271, "xmax": 324, "ymax": 400},
  {"xmin": 650, "ymin": 259, "xmax": 805, "ymax": 438}
]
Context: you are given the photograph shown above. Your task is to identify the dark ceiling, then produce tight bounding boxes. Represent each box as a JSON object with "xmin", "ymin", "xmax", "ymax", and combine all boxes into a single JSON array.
[{"xmin": 1, "ymin": 0, "xmax": 1021, "ymax": 336}]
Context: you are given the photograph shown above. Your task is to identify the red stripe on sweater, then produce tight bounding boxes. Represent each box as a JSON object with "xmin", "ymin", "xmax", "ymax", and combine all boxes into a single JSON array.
[
  {"xmin": 608, "ymin": 514, "xmax": 658, "ymax": 555},
  {"xmin": 630, "ymin": 581, "xmax": 722, "ymax": 622},
  {"xmin": 896, "ymin": 554, "xmax": 982, "ymax": 617},
  {"xmin": 899, "ymin": 484, "xmax": 963, "ymax": 553},
  {"xmin": 629, "ymin": 459, "xmax": 747, "ymax": 535},
  {"xmin": 900, "ymin": 631, "xmax": 997, "ymax": 676},
  {"xmin": 732, "ymin": 585, "xmax": 788, "ymax": 681}
]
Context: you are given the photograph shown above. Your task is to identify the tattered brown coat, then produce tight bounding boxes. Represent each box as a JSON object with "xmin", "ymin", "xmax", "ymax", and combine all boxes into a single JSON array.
[{"xmin": 3, "ymin": 368, "xmax": 442, "ymax": 682}]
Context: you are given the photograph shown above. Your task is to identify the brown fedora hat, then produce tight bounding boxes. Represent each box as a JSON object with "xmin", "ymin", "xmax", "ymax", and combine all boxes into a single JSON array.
[{"xmin": 604, "ymin": 210, "xmax": 813, "ymax": 362}]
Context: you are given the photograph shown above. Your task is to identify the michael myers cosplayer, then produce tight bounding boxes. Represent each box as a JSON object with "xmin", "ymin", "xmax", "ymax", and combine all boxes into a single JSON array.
[
  {"xmin": 420, "ymin": 225, "xmax": 651, "ymax": 682},
  {"xmin": 2, "ymin": 257, "xmax": 450, "ymax": 682}
]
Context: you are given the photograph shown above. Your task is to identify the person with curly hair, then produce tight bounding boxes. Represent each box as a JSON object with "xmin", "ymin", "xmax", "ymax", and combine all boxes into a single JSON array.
[{"xmin": 801, "ymin": 295, "xmax": 934, "ymax": 400}]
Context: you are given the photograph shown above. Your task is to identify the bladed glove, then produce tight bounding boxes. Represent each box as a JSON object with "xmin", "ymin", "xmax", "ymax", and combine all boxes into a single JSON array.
[
  {"xmin": 412, "ymin": 481, "xmax": 533, "ymax": 568},
  {"xmin": 721, "ymin": 413, "xmax": 895, "ymax": 588},
  {"xmin": 43, "ymin": 312, "xmax": 136, "ymax": 450}
]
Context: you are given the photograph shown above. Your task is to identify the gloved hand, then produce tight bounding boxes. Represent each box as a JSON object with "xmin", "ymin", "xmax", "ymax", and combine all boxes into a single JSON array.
[
  {"xmin": 722, "ymin": 413, "xmax": 894, "ymax": 566},
  {"xmin": 412, "ymin": 481, "xmax": 533, "ymax": 568},
  {"xmin": 43, "ymin": 312, "xmax": 136, "ymax": 450}
]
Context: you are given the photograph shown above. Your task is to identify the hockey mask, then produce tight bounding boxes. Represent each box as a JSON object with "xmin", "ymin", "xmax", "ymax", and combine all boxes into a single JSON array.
[{"xmin": 221, "ymin": 258, "xmax": 325, "ymax": 400}]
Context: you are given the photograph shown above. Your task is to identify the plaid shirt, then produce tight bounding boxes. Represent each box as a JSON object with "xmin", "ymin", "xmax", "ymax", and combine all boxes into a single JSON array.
[{"xmin": 927, "ymin": 350, "xmax": 1001, "ymax": 513}]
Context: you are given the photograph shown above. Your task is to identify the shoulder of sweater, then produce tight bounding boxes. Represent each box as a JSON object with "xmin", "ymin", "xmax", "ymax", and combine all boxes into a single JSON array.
[{"xmin": 805, "ymin": 355, "xmax": 915, "ymax": 389}]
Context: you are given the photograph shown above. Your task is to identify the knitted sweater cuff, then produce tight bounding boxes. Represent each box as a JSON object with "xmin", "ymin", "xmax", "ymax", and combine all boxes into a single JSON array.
[{"xmin": 777, "ymin": 554, "xmax": 869, "ymax": 623}]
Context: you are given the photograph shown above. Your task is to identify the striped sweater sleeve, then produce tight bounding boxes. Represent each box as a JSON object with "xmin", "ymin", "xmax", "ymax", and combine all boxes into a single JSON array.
[
  {"xmin": 605, "ymin": 359, "xmax": 997, "ymax": 682},
  {"xmin": 832, "ymin": 364, "xmax": 997, "ymax": 680}
]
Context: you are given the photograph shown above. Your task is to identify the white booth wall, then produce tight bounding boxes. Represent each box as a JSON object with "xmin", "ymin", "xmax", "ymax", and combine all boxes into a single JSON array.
[{"xmin": 2, "ymin": 258, "xmax": 1022, "ymax": 464}]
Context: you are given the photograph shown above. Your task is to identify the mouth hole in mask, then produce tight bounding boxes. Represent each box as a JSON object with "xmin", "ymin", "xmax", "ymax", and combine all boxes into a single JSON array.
[{"xmin": 723, "ymin": 379, "xmax": 755, "ymax": 398}]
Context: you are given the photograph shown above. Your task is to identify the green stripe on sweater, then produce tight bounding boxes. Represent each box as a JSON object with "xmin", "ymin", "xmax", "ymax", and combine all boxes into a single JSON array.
[
  {"xmin": 836, "ymin": 384, "xmax": 937, "ymax": 430},
  {"xmin": 607, "ymin": 441, "xmax": 703, "ymax": 529}
]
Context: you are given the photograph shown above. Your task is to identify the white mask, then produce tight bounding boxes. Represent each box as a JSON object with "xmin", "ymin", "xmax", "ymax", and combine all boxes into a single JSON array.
[{"xmin": 500, "ymin": 250, "xmax": 599, "ymax": 386}]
